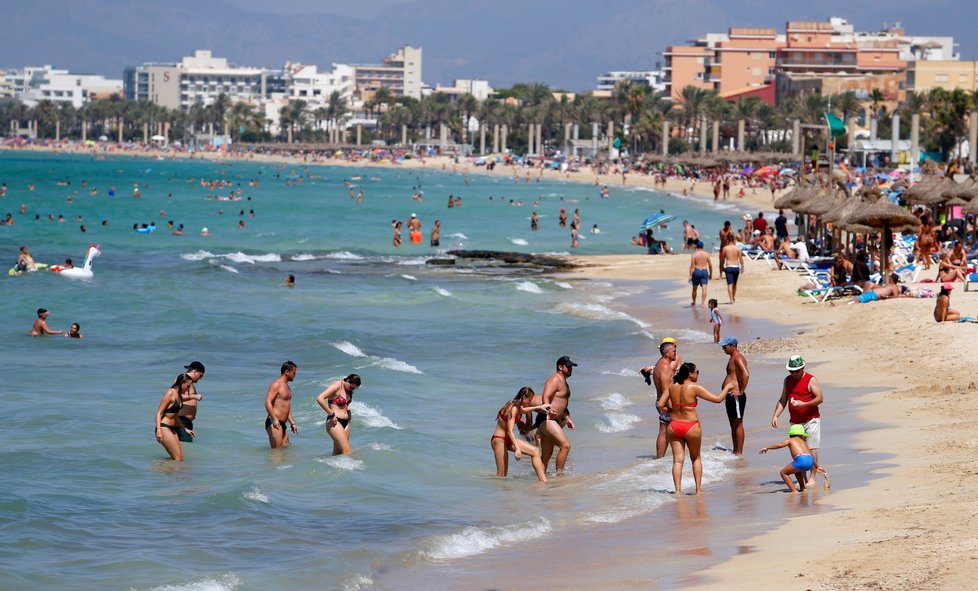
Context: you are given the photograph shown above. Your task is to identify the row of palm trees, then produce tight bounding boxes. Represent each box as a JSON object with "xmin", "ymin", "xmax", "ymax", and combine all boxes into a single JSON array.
[{"xmin": 2, "ymin": 84, "xmax": 976, "ymax": 159}]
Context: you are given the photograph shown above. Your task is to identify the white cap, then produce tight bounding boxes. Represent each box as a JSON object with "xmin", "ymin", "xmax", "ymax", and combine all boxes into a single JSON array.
[
  {"xmin": 411, "ymin": 213, "xmax": 417, "ymax": 217},
  {"xmin": 201, "ymin": 227, "xmax": 208, "ymax": 233},
  {"xmin": 753, "ymin": 230, "xmax": 761, "ymax": 236}
]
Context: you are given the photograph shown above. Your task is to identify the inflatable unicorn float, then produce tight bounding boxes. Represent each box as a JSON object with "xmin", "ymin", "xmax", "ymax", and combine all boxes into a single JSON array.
[{"xmin": 50, "ymin": 244, "xmax": 100, "ymax": 280}]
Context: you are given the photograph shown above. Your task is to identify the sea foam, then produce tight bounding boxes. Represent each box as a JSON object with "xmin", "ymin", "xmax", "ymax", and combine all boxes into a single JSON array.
[
  {"xmin": 419, "ymin": 517, "xmax": 552, "ymax": 561},
  {"xmin": 147, "ymin": 572, "xmax": 241, "ymax": 591},
  {"xmin": 515, "ymin": 281, "xmax": 543, "ymax": 294}
]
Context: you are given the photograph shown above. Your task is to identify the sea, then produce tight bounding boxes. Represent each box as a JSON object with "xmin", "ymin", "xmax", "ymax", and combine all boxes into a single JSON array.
[{"xmin": 0, "ymin": 151, "xmax": 880, "ymax": 590}]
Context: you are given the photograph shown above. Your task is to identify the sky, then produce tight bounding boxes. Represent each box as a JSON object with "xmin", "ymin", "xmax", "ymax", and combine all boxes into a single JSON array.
[{"xmin": 2, "ymin": 0, "xmax": 976, "ymax": 91}]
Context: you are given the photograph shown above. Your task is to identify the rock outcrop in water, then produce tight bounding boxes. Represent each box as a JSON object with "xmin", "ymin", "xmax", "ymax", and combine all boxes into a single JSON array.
[{"xmin": 431, "ymin": 250, "xmax": 577, "ymax": 270}]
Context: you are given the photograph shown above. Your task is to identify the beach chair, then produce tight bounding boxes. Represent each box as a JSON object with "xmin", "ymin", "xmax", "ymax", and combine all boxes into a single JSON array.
[
  {"xmin": 893, "ymin": 263, "xmax": 921, "ymax": 284},
  {"xmin": 800, "ymin": 273, "xmax": 863, "ymax": 303},
  {"xmin": 966, "ymin": 273, "xmax": 978, "ymax": 292},
  {"xmin": 776, "ymin": 254, "xmax": 810, "ymax": 272}
]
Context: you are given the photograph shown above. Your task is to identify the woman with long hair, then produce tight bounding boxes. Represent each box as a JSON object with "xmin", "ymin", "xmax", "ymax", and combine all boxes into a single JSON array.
[
  {"xmin": 656, "ymin": 362, "xmax": 733, "ymax": 494},
  {"xmin": 491, "ymin": 387, "xmax": 549, "ymax": 482},
  {"xmin": 315, "ymin": 374, "xmax": 362, "ymax": 455},
  {"xmin": 153, "ymin": 373, "xmax": 195, "ymax": 461}
]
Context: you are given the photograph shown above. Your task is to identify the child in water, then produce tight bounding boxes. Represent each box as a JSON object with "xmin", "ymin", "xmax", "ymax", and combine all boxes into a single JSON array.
[
  {"xmin": 759, "ymin": 424, "xmax": 827, "ymax": 492},
  {"xmin": 708, "ymin": 298, "xmax": 723, "ymax": 343}
]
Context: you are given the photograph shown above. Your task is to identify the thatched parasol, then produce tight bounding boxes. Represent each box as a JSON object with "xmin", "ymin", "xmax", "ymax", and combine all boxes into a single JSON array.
[
  {"xmin": 962, "ymin": 198, "xmax": 978, "ymax": 216},
  {"xmin": 844, "ymin": 200, "xmax": 921, "ymax": 271},
  {"xmin": 773, "ymin": 185, "xmax": 809, "ymax": 209},
  {"xmin": 803, "ymin": 190, "xmax": 844, "ymax": 217},
  {"xmin": 945, "ymin": 196, "xmax": 969, "ymax": 207},
  {"xmin": 902, "ymin": 174, "xmax": 945, "ymax": 205}
]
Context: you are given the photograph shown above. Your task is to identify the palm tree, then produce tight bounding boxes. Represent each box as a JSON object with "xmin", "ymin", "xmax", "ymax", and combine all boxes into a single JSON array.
[
  {"xmin": 326, "ymin": 91, "xmax": 347, "ymax": 142},
  {"xmin": 228, "ymin": 102, "xmax": 255, "ymax": 142},
  {"xmin": 676, "ymin": 86, "xmax": 715, "ymax": 146}
]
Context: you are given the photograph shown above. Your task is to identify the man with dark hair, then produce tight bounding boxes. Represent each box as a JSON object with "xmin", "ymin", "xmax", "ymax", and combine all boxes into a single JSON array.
[
  {"xmin": 720, "ymin": 337, "xmax": 750, "ymax": 455},
  {"xmin": 30, "ymin": 308, "xmax": 63, "ymax": 336},
  {"xmin": 265, "ymin": 361, "xmax": 298, "ymax": 448},
  {"xmin": 539, "ymin": 356, "xmax": 578, "ymax": 476}
]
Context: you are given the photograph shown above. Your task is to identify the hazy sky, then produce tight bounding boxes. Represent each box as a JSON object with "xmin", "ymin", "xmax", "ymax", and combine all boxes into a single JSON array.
[{"xmin": 3, "ymin": 0, "xmax": 976, "ymax": 90}]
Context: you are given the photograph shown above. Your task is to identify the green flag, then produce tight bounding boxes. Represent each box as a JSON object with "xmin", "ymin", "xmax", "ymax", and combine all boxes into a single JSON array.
[
  {"xmin": 824, "ymin": 112, "xmax": 846, "ymax": 138},
  {"xmin": 612, "ymin": 136, "xmax": 622, "ymax": 149}
]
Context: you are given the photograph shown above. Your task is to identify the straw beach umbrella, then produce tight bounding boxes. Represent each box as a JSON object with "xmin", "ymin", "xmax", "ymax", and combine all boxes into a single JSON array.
[{"xmin": 844, "ymin": 200, "xmax": 921, "ymax": 272}]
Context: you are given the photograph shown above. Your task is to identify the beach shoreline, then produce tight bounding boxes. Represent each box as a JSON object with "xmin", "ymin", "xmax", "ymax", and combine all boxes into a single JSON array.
[{"xmin": 561, "ymin": 253, "xmax": 978, "ymax": 590}]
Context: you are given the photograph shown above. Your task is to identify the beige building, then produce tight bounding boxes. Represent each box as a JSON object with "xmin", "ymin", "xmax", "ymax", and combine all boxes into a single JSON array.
[
  {"xmin": 906, "ymin": 60, "xmax": 978, "ymax": 95},
  {"xmin": 354, "ymin": 46, "xmax": 423, "ymax": 100}
]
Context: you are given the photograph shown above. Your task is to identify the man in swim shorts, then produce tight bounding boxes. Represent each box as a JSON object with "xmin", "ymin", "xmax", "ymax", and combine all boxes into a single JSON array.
[
  {"xmin": 688, "ymin": 240, "xmax": 713, "ymax": 307},
  {"xmin": 538, "ymin": 356, "xmax": 578, "ymax": 476},
  {"xmin": 772, "ymin": 355, "xmax": 824, "ymax": 485},
  {"xmin": 178, "ymin": 361, "xmax": 206, "ymax": 442},
  {"xmin": 720, "ymin": 336, "xmax": 750, "ymax": 455},
  {"xmin": 850, "ymin": 273, "xmax": 909, "ymax": 304},
  {"xmin": 639, "ymin": 338, "xmax": 682, "ymax": 459},
  {"xmin": 265, "ymin": 360, "xmax": 298, "ymax": 449},
  {"xmin": 720, "ymin": 236, "xmax": 744, "ymax": 304}
]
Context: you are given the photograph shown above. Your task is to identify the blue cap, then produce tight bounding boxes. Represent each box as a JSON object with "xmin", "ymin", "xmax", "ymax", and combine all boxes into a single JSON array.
[{"xmin": 719, "ymin": 336, "xmax": 738, "ymax": 347}]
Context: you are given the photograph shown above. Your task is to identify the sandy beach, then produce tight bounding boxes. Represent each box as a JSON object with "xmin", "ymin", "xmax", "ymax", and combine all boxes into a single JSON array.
[
  {"xmin": 7, "ymin": 143, "xmax": 968, "ymax": 589},
  {"xmin": 563, "ymin": 252, "xmax": 978, "ymax": 590}
]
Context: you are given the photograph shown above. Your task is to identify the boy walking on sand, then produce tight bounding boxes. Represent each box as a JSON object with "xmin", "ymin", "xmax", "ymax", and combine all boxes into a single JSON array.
[
  {"xmin": 708, "ymin": 299, "xmax": 722, "ymax": 343},
  {"xmin": 759, "ymin": 424, "xmax": 826, "ymax": 492}
]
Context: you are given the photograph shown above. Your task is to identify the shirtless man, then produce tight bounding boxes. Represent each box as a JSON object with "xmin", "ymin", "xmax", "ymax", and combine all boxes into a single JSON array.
[
  {"xmin": 30, "ymin": 308, "xmax": 63, "ymax": 336},
  {"xmin": 720, "ymin": 236, "xmax": 745, "ymax": 304},
  {"xmin": 538, "ymin": 356, "xmax": 578, "ymax": 475},
  {"xmin": 265, "ymin": 360, "xmax": 299, "ymax": 449},
  {"xmin": 719, "ymin": 336, "xmax": 750, "ymax": 455},
  {"xmin": 639, "ymin": 338, "xmax": 682, "ymax": 459},
  {"xmin": 688, "ymin": 241, "xmax": 713, "ymax": 307},
  {"xmin": 408, "ymin": 213, "xmax": 422, "ymax": 242},
  {"xmin": 849, "ymin": 273, "xmax": 911, "ymax": 304},
  {"xmin": 178, "ymin": 361, "xmax": 206, "ymax": 441}
]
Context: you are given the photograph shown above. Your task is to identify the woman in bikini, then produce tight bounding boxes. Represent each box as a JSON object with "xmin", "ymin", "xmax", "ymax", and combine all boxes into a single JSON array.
[
  {"xmin": 916, "ymin": 217, "xmax": 936, "ymax": 270},
  {"xmin": 491, "ymin": 387, "xmax": 549, "ymax": 482},
  {"xmin": 657, "ymin": 362, "xmax": 734, "ymax": 495},
  {"xmin": 153, "ymin": 373, "xmax": 195, "ymax": 461},
  {"xmin": 936, "ymin": 251, "xmax": 966, "ymax": 283},
  {"xmin": 315, "ymin": 374, "xmax": 362, "ymax": 456}
]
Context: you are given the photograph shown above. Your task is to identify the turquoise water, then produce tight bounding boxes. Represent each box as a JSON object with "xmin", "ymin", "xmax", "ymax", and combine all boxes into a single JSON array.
[{"xmin": 0, "ymin": 152, "xmax": 750, "ymax": 590}]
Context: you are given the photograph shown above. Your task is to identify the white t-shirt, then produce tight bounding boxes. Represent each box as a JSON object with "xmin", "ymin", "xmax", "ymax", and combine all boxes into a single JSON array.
[{"xmin": 792, "ymin": 241, "xmax": 810, "ymax": 261}]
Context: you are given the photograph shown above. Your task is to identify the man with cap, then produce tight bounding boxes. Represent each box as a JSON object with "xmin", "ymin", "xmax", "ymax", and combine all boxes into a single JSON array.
[
  {"xmin": 720, "ymin": 336, "xmax": 750, "ymax": 455},
  {"xmin": 408, "ymin": 213, "xmax": 422, "ymax": 243},
  {"xmin": 178, "ymin": 361, "xmax": 206, "ymax": 441},
  {"xmin": 538, "ymin": 356, "xmax": 578, "ymax": 476},
  {"xmin": 772, "ymin": 355, "xmax": 824, "ymax": 485},
  {"xmin": 30, "ymin": 308, "xmax": 64, "ymax": 336},
  {"xmin": 639, "ymin": 338, "xmax": 682, "ymax": 459},
  {"xmin": 688, "ymin": 240, "xmax": 713, "ymax": 307}
]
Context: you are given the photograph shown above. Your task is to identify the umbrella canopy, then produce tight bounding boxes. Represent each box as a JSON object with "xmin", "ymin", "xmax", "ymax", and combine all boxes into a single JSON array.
[
  {"xmin": 902, "ymin": 174, "xmax": 941, "ymax": 204},
  {"xmin": 801, "ymin": 190, "xmax": 843, "ymax": 216},
  {"xmin": 962, "ymin": 198, "xmax": 978, "ymax": 216},
  {"xmin": 945, "ymin": 196, "xmax": 969, "ymax": 206},
  {"xmin": 641, "ymin": 213, "xmax": 677, "ymax": 230},
  {"xmin": 845, "ymin": 199, "xmax": 920, "ymax": 229}
]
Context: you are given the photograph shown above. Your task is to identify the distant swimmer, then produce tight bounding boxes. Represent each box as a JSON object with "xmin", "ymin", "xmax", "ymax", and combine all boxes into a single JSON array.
[
  {"xmin": 66, "ymin": 323, "xmax": 83, "ymax": 339},
  {"xmin": 315, "ymin": 374, "xmax": 362, "ymax": 455},
  {"xmin": 154, "ymin": 373, "xmax": 195, "ymax": 461},
  {"xmin": 264, "ymin": 361, "xmax": 298, "ymax": 449},
  {"xmin": 283, "ymin": 274, "xmax": 295, "ymax": 288},
  {"xmin": 531, "ymin": 211, "xmax": 539, "ymax": 231},
  {"xmin": 408, "ymin": 213, "xmax": 422, "ymax": 243},
  {"xmin": 430, "ymin": 220, "xmax": 440, "ymax": 247},
  {"xmin": 491, "ymin": 386, "xmax": 549, "ymax": 482},
  {"xmin": 30, "ymin": 308, "xmax": 64, "ymax": 336}
]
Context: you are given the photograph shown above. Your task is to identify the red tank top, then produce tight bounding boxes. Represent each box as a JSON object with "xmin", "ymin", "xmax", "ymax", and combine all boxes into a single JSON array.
[{"xmin": 786, "ymin": 372, "xmax": 819, "ymax": 424}]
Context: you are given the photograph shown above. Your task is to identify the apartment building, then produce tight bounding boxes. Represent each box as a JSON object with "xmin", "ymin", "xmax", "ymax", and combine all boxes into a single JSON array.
[
  {"xmin": 906, "ymin": 60, "xmax": 978, "ymax": 95},
  {"xmin": 5, "ymin": 65, "xmax": 122, "ymax": 108},
  {"xmin": 353, "ymin": 46, "xmax": 422, "ymax": 100}
]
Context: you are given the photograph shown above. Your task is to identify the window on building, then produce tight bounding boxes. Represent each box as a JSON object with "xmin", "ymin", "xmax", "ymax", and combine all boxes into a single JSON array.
[
  {"xmin": 769, "ymin": 52, "xmax": 776, "ymax": 59},
  {"xmin": 752, "ymin": 67, "xmax": 761, "ymax": 76},
  {"xmin": 935, "ymin": 74, "xmax": 949, "ymax": 83}
]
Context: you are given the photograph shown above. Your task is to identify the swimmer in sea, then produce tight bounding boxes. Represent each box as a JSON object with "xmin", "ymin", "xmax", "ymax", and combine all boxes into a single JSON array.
[
  {"xmin": 491, "ymin": 387, "xmax": 549, "ymax": 482},
  {"xmin": 265, "ymin": 361, "xmax": 298, "ymax": 449},
  {"xmin": 154, "ymin": 373, "xmax": 195, "ymax": 461},
  {"xmin": 30, "ymin": 308, "xmax": 64, "ymax": 336},
  {"xmin": 315, "ymin": 374, "xmax": 361, "ymax": 455},
  {"xmin": 65, "ymin": 323, "xmax": 83, "ymax": 339}
]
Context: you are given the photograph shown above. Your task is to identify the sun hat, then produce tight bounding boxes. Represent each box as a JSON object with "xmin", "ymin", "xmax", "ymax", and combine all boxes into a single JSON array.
[
  {"xmin": 786, "ymin": 355, "xmax": 805, "ymax": 371},
  {"xmin": 742, "ymin": 213, "xmax": 752, "ymax": 221},
  {"xmin": 788, "ymin": 424, "xmax": 808, "ymax": 437},
  {"xmin": 753, "ymin": 230, "xmax": 761, "ymax": 236},
  {"xmin": 719, "ymin": 336, "xmax": 738, "ymax": 347}
]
